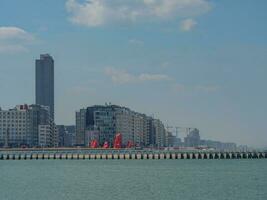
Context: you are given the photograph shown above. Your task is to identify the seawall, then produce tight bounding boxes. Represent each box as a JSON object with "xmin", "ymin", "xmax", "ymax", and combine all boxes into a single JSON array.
[{"xmin": 0, "ymin": 149, "xmax": 266, "ymax": 160}]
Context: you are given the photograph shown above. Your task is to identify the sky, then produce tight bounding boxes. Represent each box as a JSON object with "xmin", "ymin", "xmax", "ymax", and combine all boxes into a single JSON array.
[{"xmin": 0, "ymin": 0, "xmax": 267, "ymax": 147}]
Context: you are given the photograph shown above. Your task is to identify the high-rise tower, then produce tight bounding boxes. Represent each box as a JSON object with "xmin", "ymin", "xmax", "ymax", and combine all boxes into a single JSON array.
[{"xmin": 35, "ymin": 54, "xmax": 54, "ymax": 120}]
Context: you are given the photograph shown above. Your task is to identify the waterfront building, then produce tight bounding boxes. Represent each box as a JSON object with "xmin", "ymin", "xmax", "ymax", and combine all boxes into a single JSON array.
[
  {"xmin": 153, "ymin": 119, "xmax": 166, "ymax": 147},
  {"xmin": 166, "ymin": 131, "xmax": 174, "ymax": 147},
  {"xmin": 35, "ymin": 54, "xmax": 54, "ymax": 120},
  {"xmin": 38, "ymin": 125, "xmax": 52, "ymax": 147},
  {"xmin": 142, "ymin": 116, "xmax": 151, "ymax": 147},
  {"xmin": 132, "ymin": 113, "xmax": 143, "ymax": 147},
  {"xmin": 75, "ymin": 109, "xmax": 87, "ymax": 146},
  {"xmin": 85, "ymin": 130, "xmax": 100, "ymax": 147},
  {"xmin": 65, "ymin": 125, "xmax": 76, "ymax": 147},
  {"xmin": 57, "ymin": 125, "xmax": 65, "ymax": 147},
  {"xmin": 75, "ymin": 104, "xmax": 167, "ymax": 147},
  {"xmin": 147, "ymin": 117, "xmax": 156, "ymax": 146},
  {"xmin": 0, "ymin": 104, "xmax": 55, "ymax": 147},
  {"xmin": 115, "ymin": 107, "xmax": 134, "ymax": 146},
  {"xmin": 52, "ymin": 123, "xmax": 58, "ymax": 147},
  {"xmin": 184, "ymin": 128, "xmax": 201, "ymax": 147},
  {"xmin": 57, "ymin": 125, "xmax": 76, "ymax": 147},
  {"xmin": 86, "ymin": 105, "xmax": 117, "ymax": 146},
  {"xmin": 200, "ymin": 139, "xmax": 237, "ymax": 151}
]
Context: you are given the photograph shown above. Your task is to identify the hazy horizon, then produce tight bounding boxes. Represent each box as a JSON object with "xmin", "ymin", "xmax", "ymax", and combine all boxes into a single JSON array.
[{"xmin": 0, "ymin": 0, "xmax": 267, "ymax": 148}]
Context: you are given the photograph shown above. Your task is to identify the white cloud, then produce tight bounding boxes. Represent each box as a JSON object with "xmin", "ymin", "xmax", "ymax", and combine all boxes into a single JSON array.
[
  {"xmin": 0, "ymin": 27, "xmax": 34, "ymax": 41},
  {"xmin": 180, "ymin": 18, "xmax": 197, "ymax": 31},
  {"xmin": 0, "ymin": 26, "xmax": 35, "ymax": 54},
  {"xmin": 139, "ymin": 73, "xmax": 170, "ymax": 81},
  {"xmin": 105, "ymin": 67, "xmax": 171, "ymax": 84},
  {"xmin": 66, "ymin": 0, "xmax": 212, "ymax": 27}
]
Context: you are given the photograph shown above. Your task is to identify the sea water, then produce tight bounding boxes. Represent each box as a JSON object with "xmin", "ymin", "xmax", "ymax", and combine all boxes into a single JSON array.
[{"xmin": 0, "ymin": 160, "xmax": 266, "ymax": 200}]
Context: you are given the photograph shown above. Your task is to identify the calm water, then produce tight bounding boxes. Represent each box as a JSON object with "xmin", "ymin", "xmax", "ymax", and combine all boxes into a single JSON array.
[{"xmin": 0, "ymin": 160, "xmax": 266, "ymax": 200}]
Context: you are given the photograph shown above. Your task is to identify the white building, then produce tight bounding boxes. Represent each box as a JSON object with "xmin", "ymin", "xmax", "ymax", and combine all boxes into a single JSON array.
[
  {"xmin": 153, "ymin": 119, "xmax": 166, "ymax": 147},
  {"xmin": 0, "ymin": 104, "xmax": 57, "ymax": 147},
  {"xmin": 38, "ymin": 125, "xmax": 52, "ymax": 147},
  {"xmin": 115, "ymin": 107, "xmax": 133, "ymax": 146}
]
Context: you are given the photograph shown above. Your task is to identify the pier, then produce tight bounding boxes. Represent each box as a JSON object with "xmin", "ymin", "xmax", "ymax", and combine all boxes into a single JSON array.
[{"xmin": 0, "ymin": 148, "xmax": 266, "ymax": 160}]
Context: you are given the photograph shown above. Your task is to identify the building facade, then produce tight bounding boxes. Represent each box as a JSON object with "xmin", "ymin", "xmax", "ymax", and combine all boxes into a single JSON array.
[
  {"xmin": 35, "ymin": 54, "xmax": 54, "ymax": 120},
  {"xmin": 38, "ymin": 125, "xmax": 52, "ymax": 147},
  {"xmin": 75, "ymin": 109, "xmax": 87, "ymax": 146},
  {"xmin": 57, "ymin": 125, "xmax": 76, "ymax": 147},
  {"xmin": 75, "ymin": 104, "xmax": 167, "ymax": 148},
  {"xmin": 184, "ymin": 128, "xmax": 201, "ymax": 147},
  {"xmin": 115, "ymin": 107, "xmax": 133, "ymax": 146},
  {"xmin": 152, "ymin": 119, "xmax": 166, "ymax": 148},
  {"xmin": 0, "ymin": 104, "xmax": 56, "ymax": 147},
  {"xmin": 86, "ymin": 105, "xmax": 117, "ymax": 146}
]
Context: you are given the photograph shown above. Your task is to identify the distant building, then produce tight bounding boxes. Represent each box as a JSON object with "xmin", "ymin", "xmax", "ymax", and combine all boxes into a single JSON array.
[
  {"xmin": 115, "ymin": 107, "xmax": 133, "ymax": 146},
  {"xmin": 85, "ymin": 130, "xmax": 100, "ymax": 147},
  {"xmin": 57, "ymin": 125, "xmax": 66, "ymax": 147},
  {"xmin": 201, "ymin": 140, "xmax": 237, "ymax": 151},
  {"xmin": 65, "ymin": 125, "xmax": 76, "ymax": 147},
  {"xmin": 57, "ymin": 125, "xmax": 75, "ymax": 147},
  {"xmin": 184, "ymin": 128, "xmax": 201, "ymax": 147},
  {"xmin": 75, "ymin": 109, "xmax": 87, "ymax": 146},
  {"xmin": 35, "ymin": 54, "xmax": 54, "ymax": 120},
  {"xmin": 86, "ymin": 105, "xmax": 117, "ymax": 146},
  {"xmin": 132, "ymin": 113, "xmax": 146, "ymax": 147},
  {"xmin": 0, "ymin": 104, "xmax": 56, "ymax": 147},
  {"xmin": 166, "ymin": 132, "xmax": 177, "ymax": 147},
  {"xmin": 38, "ymin": 125, "xmax": 52, "ymax": 147},
  {"xmin": 150, "ymin": 119, "xmax": 165, "ymax": 147},
  {"xmin": 75, "ymin": 104, "xmax": 167, "ymax": 147}
]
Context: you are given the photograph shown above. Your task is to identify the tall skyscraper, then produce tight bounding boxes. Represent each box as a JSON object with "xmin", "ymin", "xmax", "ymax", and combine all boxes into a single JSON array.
[{"xmin": 35, "ymin": 54, "xmax": 54, "ymax": 120}]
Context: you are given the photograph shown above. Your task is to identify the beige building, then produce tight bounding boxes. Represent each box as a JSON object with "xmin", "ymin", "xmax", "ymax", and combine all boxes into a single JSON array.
[{"xmin": 0, "ymin": 104, "xmax": 56, "ymax": 147}]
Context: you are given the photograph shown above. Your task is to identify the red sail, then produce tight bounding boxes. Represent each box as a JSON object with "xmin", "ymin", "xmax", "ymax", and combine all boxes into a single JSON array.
[
  {"xmin": 103, "ymin": 141, "xmax": 109, "ymax": 148},
  {"xmin": 113, "ymin": 133, "xmax": 122, "ymax": 149},
  {"xmin": 127, "ymin": 140, "xmax": 134, "ymax": 148},
  {"xmin": 90, "ymin": 139, "xmax": 98, "ymax": 148}
]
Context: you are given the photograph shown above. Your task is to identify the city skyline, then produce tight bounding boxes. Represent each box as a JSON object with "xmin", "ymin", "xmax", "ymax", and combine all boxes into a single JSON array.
[{"xmin": 0, "ymin": 0, "xmax": 267, "ymax": 147}]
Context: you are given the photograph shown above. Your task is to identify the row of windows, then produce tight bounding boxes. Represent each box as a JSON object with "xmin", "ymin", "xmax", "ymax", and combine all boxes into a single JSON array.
[
  {"xmin": 0, "ymin": 128, "xmax": 27, "ymax": 130},
  {"xmin": 0, "ymin": 124, "xmax": 27, "ymax": 127},
  {"xmin": 0, "ymin": 131, "xmax": 27, "ymax": 134},
  {"xmin": 0, "ymin": 120, "xmax": 28, "ymax": 123},
  {"xmin": 0, "ymin": 115, "xmax": 27, "ymax": 118},
  {"xmin": 0, "ymin": 112, "xmax": 26, "ymax": 115},
  {"xmin": 0, "ymin": 136, "xmax": 27, "ymax": 139}
]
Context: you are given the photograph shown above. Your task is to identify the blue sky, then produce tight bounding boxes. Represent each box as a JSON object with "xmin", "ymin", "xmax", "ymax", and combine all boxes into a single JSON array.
[{"xmin": 0, "ymin": 0, "xmax": 267, "ymax": 147}]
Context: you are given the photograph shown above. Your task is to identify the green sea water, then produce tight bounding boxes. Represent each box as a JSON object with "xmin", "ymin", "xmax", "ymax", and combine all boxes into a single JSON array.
[{"xmin": 0, "ymin": 160, "xmax": 266, "ymax": 200}]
